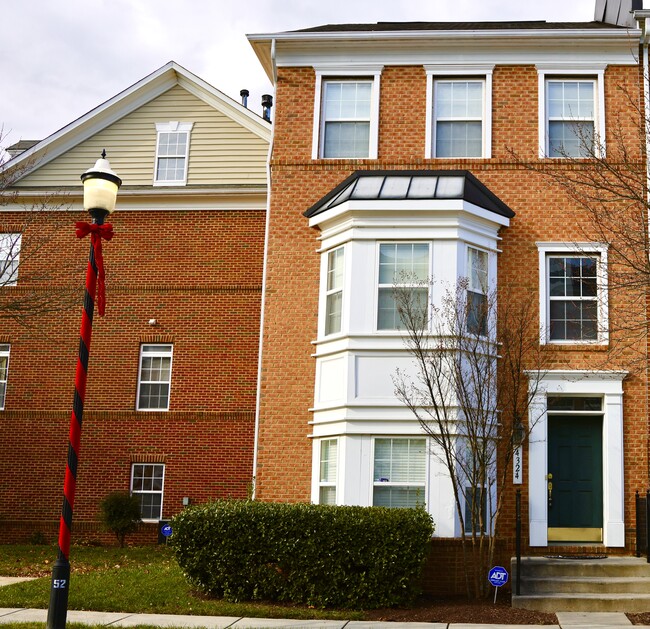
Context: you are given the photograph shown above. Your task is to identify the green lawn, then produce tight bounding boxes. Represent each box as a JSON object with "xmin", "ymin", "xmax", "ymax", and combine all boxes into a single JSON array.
[{"xmin": 0, "ymin": 545, "xmax": 360, "ymax": 621}]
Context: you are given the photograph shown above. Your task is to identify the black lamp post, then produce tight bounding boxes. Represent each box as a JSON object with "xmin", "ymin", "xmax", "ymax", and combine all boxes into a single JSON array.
[{"xmin": 47, "ymin": 152, "xmax": 121, "ymax": 629}]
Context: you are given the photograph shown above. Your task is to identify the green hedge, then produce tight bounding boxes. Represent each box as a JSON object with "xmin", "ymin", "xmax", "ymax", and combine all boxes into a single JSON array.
[{"xmin": 169, "ymin": 500, "xmax": 434, "ymax": 609}]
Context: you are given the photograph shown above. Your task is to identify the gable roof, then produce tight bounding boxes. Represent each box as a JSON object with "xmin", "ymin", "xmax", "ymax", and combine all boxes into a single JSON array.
[
  {"xmin": 3, "ymin": 61, "xmax": 271, "ymax": 183},
  {"xmin": 304, "ymin": 170, "xmax": 515, "ymax": 220}
]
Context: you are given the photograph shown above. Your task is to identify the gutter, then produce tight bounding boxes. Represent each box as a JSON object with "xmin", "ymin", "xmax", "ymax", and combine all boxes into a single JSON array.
[{"xmin": 252, "ymin": 37, "xmax": 276, "ymax": 500}]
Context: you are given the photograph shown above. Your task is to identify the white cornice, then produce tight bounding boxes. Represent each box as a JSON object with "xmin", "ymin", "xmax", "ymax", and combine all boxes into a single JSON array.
[{"xmin": 248, "ymin": 28, "xmax": 641, "ymax": 80}]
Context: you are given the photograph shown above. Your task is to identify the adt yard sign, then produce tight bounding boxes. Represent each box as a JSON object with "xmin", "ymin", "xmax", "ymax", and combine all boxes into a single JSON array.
[
  {"xmin": 161, "ymin": 524, "xmax": 173, "ymax": 538},
  {"xmin": 488, "ymin": 566, "xmax": 508, "ymax": 587},
  {"xmin": 488, "ymin": 566, "xmax": 508, "ymax": 602}
]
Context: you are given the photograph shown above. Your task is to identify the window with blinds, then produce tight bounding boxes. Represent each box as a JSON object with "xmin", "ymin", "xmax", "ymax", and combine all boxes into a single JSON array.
[
  {"xmin": 319, "ymin": 438, "xmax": 338, "ymax": 505},
  {"xmin": 373, "ymin": 437, "xmax": 426, "ymax": 508}
]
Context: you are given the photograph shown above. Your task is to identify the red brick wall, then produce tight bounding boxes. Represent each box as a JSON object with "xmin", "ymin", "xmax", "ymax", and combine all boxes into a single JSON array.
[
  {"xmin": 0, "ymin": 208, "xmax": 264, "ymax": 538},
  {"xmin": 257, "ymin": 62, "xmax": 649, "ymax": 560}
]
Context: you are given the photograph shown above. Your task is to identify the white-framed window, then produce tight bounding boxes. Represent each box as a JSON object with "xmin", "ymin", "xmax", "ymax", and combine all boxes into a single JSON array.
[
  {"xmin": 433, "ymin": 80, "xmax": 484, "ymax": 157},
  {"xmin": 312, "ymin": 67, "xmax": 382, "ymax": 160},
  {"xmin": 0, "ymin": 344, "xmax": 9, "ymax": 410},
  {"xmin": 467, "ymin": 246, "xmax": 488, "ymax": 336},
  {"xmin": 0, "ymin": 233, "xmax": 21, "ymax": 286},
  {"xmin": 373, "ymin": 437, "xmax": 427, "ymax": 508},
  {"xmin": 154, "ymin": 121, "xmax": 193, "ymax": 185},
  {"xmin": 537, "ymin": 243, "xmax": 608, "ymax": 344},
  {"xmin": 377, "ymin": 243, "xmax": 430, "ymax": 331},
  {"xmin": 425, "ymin": 65, "xmax": 494, "ymax": 159},
  {"xmin": 130, "ymin": 463, "xmax": 165, "ymax": 521},
  {"xmin": 537, "ymin": 65, "xmax": 605, "ymax": 158},
  {"xmin": 319, "ymin": 438, "xmax": 338, "ymax": 505},
  {"xmin": 137, "ymin": 344, "xmax": 173, "ymax": 410},
  {"xmin": 325, "ymin": 247, "xmax": 344, "ymax": 336}
]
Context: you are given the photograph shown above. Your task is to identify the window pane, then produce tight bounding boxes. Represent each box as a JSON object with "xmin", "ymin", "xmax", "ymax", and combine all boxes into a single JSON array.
[
  {"xmin": 324, "ymin": 122, "xmax": 370, "ymax": 158},
  {"xmin": 325, "ymin": 292, "xmax": 342, "ymax": 335},
  {"xmin": 320, "ymin": 439, "xmax": 337, "ymax": 483},
  {"xmin": 327, "ymin": 248, "xmax": 344, "ymax": 291},
  {"xmin": 373, "ymin": 486, "xmax": 425, "ymax": 509},
  {"xmin": 320, "ymin": 486, "xmax": 337, "ymax": 505},
  {"xmin": 436, "ymin": 122, "xmax": 482, "ymax": 158}
]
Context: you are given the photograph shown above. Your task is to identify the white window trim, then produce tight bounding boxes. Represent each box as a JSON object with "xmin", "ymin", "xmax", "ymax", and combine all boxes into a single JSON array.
[
  {"xmin": 536, "ymin": 64, "xmax": 606, "ymax": 158},
  {"xmin": 312, "ymin": 66, "xmax": 382, "ymax": 160},
  {"xmin": 0, "ymin": 233, "xmax": 21, "ymax": 287},
  {"xmin": 375, "ymin": 241, "xmax": 432, "ymax": 333},
  {"xmin": 154, "ymin": 121, "xmax": 194, "ymax": 186},
  {"xmin": 425, "ymin": 64, "xmax": 494, "ymax": 159},
  {"xmin": 136, "ymin": 344, "xmax": 173, "ymax": 411},
  {"xmin": 537, "ymin": 242, "xmax": 609, "ymax": 345},
  {"xmin": 0, "ymin": 344, "xmax": 9, "ymax": 411},
  {"xmin": 130, "ymin": 463, "xmax": 165, "ymax": 522},
  {"xmin": 526, "ymin": 370, "xmax": 626, "ymax": 547}
]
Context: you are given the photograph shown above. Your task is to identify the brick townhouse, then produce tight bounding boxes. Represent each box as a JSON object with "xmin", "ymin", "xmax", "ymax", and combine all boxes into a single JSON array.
[
  {"xmin": 246, "ymin": 4, "xmax": 650, "ymax": 570},
  {"xmin": 0, "ymin": 62, "xmax": 270, "ymax": 541}
]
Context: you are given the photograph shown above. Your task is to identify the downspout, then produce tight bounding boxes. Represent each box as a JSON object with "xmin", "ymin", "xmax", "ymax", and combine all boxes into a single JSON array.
[{"xmin": 252, "ymin": 37, "xmax": 276, "ymax": 500}]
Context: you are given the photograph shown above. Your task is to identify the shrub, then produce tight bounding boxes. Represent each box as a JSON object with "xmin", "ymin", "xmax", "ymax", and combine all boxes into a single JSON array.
[
  {"xmin": 170, "ymin": 501, "xmax": 434, "ymax": 609},
  {"xmin": 99, "ymin": 491, "xmax": 142, "ymax": 547}
]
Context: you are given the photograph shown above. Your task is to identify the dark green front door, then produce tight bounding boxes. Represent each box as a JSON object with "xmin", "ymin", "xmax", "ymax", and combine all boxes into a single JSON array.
[{"xmin": 548, "ymin": 415, "xmax": 603, "ymax": 542}]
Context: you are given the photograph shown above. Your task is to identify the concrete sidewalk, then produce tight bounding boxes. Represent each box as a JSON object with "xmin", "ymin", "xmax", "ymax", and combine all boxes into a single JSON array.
[{"xmin": 0, "ymin": 607, "xmax": 648, "ymax": 629}]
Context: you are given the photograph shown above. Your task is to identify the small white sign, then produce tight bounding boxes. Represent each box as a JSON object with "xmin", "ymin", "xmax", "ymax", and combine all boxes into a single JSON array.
[{"xmin": 513, "ymin": 444, "xmax": 523, "ymax": 484}]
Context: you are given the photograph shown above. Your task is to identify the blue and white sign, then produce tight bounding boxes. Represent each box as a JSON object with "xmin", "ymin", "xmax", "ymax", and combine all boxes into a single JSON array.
[
  {"xmin": 161, "ymin": 524, "xmax": 173, "ymax": 538},
  {"xmin": 488, "ymin": 566, "xmax": 509, "ymax": 588}
]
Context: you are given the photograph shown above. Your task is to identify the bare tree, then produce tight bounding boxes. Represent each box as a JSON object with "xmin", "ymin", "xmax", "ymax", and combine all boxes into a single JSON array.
[
  {"xmin": 509, "ymin": 85, "xmax": 648, "ymax": 359},
  {"xmin": 0, "ymin": 131, "xmax": 84, "ymax": 326},
  {"xmin": 392, "ymin": 276, "xmax": 548, "ymax": 598}
]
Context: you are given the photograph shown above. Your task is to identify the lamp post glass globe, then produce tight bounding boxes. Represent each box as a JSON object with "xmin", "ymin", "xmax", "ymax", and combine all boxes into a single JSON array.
[{"xmin": 81, "ymin": 151, "xmax": 122, "ymax": 215}]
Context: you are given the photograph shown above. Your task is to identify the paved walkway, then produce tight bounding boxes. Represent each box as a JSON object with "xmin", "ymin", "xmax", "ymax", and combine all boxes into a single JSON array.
[
  {"xmin": 0, "ymin": 608, "xmax": 647, "ymax": 628},
  {"xmin": 0, "ymin": 579, "xmax": 648, "ymax": 628}
]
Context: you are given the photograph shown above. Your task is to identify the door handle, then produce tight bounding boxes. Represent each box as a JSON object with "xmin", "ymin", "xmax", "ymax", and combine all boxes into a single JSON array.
[{"xmin": 545, "ymin": 473, "xmax": 553, "ymax": 508}]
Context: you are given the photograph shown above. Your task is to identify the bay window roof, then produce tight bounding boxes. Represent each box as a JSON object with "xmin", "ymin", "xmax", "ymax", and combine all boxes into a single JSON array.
[{"xmin": 304, "ymin": 170, "xmax": 515, "ymax": 219}]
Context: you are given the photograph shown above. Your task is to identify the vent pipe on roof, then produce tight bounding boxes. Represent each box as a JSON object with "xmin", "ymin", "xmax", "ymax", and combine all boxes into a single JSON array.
[
  {"xmin": 240, "ymin": 89, "xmax": 249, "ymax": 108},
  {"xmin": 262, "ymin": 94, "xmax": 273, "ymax": 122}
]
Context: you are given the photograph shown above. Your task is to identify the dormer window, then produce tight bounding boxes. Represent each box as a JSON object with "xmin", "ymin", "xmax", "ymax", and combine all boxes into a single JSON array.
[{"xmin": 154, "ymin": 121, "xmax": 193, "ymax": 185}]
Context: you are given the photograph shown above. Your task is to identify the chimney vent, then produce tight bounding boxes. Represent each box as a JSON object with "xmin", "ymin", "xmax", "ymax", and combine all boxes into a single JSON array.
[
  {"xmin": 262, "ymin": 94, "xmax": 273, "ymax": 122},
  {"xmin": 240, "ymin": 89, "xmax": 249, "ymax": 108}
]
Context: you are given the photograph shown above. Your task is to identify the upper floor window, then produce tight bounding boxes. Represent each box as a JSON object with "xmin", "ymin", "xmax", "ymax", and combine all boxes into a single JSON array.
[
  {"xmin": 433, "ymin": 80, "xmax": 484, "ymax": 157},
  {"xmin": 312, "ymin": 68, "xmax": 381, "ymax": 160},
  {"xmin": 0, "ymin": 344, "xmax": 9, "ymax": 410},
  {"xmin": 373, "ymin": 437, "xmax": 426, "ymax": 508},
  {"xmin": 467, "ymin": 247, "xmax": 488, "ymax": 336},
  {"xmin": 0, "ymin": 233, "xmax": 21, "ymax": 286},
  {"xmin": 325, "ymin": 247, "xmax": 344, "ymax": 336},
  {"xmin": 131, "ymin": 463, "xmax": 165, "ymax": 520},
  {"xmin": 377, "ymin": 243, "xmax": 430, "ymax": 331},
  {"xmin": 538, "ymin": 243, "xmax": 608, "ymax": 344},
  {"xmin": 137, "ymin": 344, "xmax": 173, "ymax": 410},
  {"xmin": 319, "ymin": 438, "xmax": 338, "ymax": 505},
  {"xmin": 546, "ymin": 80, "xmax": 595, "ymax": 157},
  {"xmin": 154, "ymin": 121, "xmax": 193, "ymax": 185},
  {"xmin": 537, "ymin": 65, "xmax": 605, "ymax": 158},
  {"xmin": 425, "ymin": 65, "xmax": 493, "ymax": 159}
]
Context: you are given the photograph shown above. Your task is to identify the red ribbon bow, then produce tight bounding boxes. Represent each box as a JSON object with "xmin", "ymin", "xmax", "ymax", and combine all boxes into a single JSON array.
[{"xmin": 75, "ymin": 222, "xmax": 114, "ymax": 316}]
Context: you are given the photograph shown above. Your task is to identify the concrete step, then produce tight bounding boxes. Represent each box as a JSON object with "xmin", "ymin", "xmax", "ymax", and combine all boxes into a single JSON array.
[
  {"xmin": 519, "ymin": 575, "xmax": 650, "ymax": 594},
  {"xmin": 513, "ymin": 556, "xmax": 650, "ymax": 578},
  {"xmin": 512, "ymin": 592, "xmax": 650, "ymax": 613},
  {"xmin": 511, "ymin": 556, "xmax": 650, "ymax": 613}
]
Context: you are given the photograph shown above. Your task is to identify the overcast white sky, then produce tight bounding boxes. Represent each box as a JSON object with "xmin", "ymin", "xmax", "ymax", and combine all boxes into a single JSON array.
[{"xmin": 2, "ymin": 0, "xmax": 602, "ymax": 146}]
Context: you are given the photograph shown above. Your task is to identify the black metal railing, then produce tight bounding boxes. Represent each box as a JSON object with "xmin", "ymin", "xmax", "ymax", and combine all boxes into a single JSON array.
[{"xmin": 636, "ymin": 489, "xmax": 649, "ymax": 562}]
